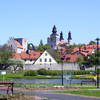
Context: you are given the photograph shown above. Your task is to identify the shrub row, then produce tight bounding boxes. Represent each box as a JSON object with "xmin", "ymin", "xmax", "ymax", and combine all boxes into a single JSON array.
[{"xmin": 24, "ymin": 68, "xmax": 99, "ymax": 76}]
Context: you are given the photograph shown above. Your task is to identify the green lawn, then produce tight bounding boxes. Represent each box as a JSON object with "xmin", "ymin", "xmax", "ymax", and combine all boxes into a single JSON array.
[
  {"xmin": 56, "ymin": 90, "xmax": 100, "ymax": 97},
  {"xmin": 0, "ymin": 70, "xmax": 61, "ymax": 81}
]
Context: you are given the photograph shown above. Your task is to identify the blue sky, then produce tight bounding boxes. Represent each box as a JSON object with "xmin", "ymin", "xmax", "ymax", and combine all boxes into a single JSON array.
[{"xmin": 0, "ymin": 0, "xmax": 100, "ymax": 46}]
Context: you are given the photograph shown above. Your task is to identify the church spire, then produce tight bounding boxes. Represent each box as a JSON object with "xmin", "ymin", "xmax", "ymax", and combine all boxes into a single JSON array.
[
  {"xmin": 68, "ymin": 31, "xmax": 72, "ymax": 40},
  {"xmin": 52, "ymin": 25, "xmax": 57, "ymax": 34},
  {"xmin": 51, "ymin": 25, "xmax": 58, "ymax": 36},
  {"xmin": 67, "ymin": 31, "xmax": 72, "ymax": 45},
  {"xmin": 60, "ymin": 31, "xmax": 64, "ymax": 41}
]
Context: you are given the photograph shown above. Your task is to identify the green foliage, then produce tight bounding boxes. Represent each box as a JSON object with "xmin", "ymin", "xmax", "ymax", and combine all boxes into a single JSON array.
[
  {"xmin": 48, "ymin": 49, "xmax": 60, "ymax": 60},
  {"xmin": 24, "ymin": 70, "xmax": 38, "ymax": 76},
  {"xmin": 39, "ymin": 39, "xmax": 43, "ymax": 46},
  {"xmin": 75, "ymin": 55, "xmax": 83, "ymax": 63},
  {"xmin": 37, "ymin": 45, "xmax": 51, "ymax": 52},
  {"xmin": 89, "ymin": 41, "xmax": 96, "ymax": 44},
  {"xmin": 88, "ymin": 51, "xmax": 100, "ymax": 67},
  {"xmin": 65, "ymin": 45, "xmax": 74, "ymax": 54},
  {"xmin": 58, "ymin": 90, "xmax": 100, "ymax": 97},
  {"xmin": 0, "ymin": 44, "xmax": 13, "ymax": 68},
  {"xmin": 37, "ymin": 68, "xmax": 47, "ymax": 75}
]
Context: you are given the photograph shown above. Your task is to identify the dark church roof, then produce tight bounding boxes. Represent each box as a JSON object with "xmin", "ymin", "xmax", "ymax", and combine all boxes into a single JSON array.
[
  {"xmin": 68, "ymin": 31, "xmax": 72, "ymax": 40},
  {"xmin": 51, "ymin": 25, "xmax": 59, "ymax": 36},
  {"xmin": 60, "ymin": 31, "xmax": 64, "ymax": 41}
]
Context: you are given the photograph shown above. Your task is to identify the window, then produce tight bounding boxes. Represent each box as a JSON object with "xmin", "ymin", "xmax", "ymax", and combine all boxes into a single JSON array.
[
  {"xmin": 30, "ymin": 59, "xmax": 32, "ymax": 61},
  {"xmin": 34, "ymin": 54, "xmax": 36, "ymax": 56},
  {"xmin": 49, "ymin": 58, "xmax": 52, "ymax": 62},
  {"xmin": 44, "ymin": 58, "xmax": 47, "ymax": 62},
  {"xmin": 76, "ymin": 52, "xmax": 79, "ymax": 55},
  {"xmin": 40, "ymin": 58, "xmax": 42, "ymax": 62},
  {"xmin": 66, "ymin": 57, "xmax": 70, "ymax": 60},
  {"xmin": 45, "ymin": 53, "xmax": 47, "ymax": 56}
]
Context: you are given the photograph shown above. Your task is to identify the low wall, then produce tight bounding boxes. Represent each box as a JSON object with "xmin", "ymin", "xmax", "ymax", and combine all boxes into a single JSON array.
[{"xmin": 23, "ymin": 63, "xmax": 96, "ymax": 70}]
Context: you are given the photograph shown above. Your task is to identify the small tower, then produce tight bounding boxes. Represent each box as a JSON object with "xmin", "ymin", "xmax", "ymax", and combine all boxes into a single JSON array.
[
  {"xmin": 60, "ymin": 31, "xmax": 64, "ymax": 41},
  {"xmin": 67, "ymin": 31, "xmax": 72, "ymax": 45},
  {"xmin": 47, "ymin": 25, "xmax": 59, "ymax": 47}
]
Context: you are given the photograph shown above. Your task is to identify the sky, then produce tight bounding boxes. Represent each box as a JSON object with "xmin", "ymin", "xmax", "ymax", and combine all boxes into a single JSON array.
[{"xmin": 0, "ymin": 0, "xmax": 100, "ymax": 46}]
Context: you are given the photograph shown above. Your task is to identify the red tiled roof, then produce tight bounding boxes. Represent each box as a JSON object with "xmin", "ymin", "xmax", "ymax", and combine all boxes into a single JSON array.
[
  {"xmin": 13, "ymin": 53, "xmax": 21, "ymax": 59},
  {"xmin": 73, "ymin": 47, "xmax": 79, "ymax": 53},
  {"xmin": 21, "ymin": 50, "xmax": 42, "ymax": 60},
  {"xmin": 15, "ymin": 41, "xmax": 23, "ymax": 49},
  {"xmin": 59, "ymin": 41, "xmax": 66, "ymax": 45},
  {"xmin": 58, "ymin": 47, "xmax": 66, "ymax": 54},
  {"xmin": 62, "ymin": 54, "xmax": 78, "ymax": 63}
]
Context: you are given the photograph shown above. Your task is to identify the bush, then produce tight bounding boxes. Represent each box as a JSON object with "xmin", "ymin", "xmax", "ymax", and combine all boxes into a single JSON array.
[
  {"xmin": 37, "ymin": 68, "xmax": 46, "ymax": 75},
  {"xmin": 24, "ymin": 70, "xmax": 38, "ymax": 76}
]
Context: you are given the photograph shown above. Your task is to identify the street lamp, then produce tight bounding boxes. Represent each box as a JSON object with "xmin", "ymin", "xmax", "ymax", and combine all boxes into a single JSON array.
[
  {"xmin": 95, "ymin": 38, "xmax": 100, "ymax": 88},
  {"xmin": 61, "ymin": 49, "xmax": 64, "ymax": 86}
]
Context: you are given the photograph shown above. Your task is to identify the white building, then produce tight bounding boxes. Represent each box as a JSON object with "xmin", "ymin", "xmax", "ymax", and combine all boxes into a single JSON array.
[{"xmin": 7, "ymin": 37, "xmax": 27, "ymax": 53}]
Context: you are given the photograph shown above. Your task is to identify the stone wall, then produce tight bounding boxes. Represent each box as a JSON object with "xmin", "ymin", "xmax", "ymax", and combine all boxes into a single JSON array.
[{"xmin": 23, "ymin": 63, "xmax": 96, "ymax": 70}]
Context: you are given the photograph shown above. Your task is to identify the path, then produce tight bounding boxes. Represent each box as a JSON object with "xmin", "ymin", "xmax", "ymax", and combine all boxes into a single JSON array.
[{"xmin": 0, "ymin": 90, "xmax": 100, "ymax": 100}]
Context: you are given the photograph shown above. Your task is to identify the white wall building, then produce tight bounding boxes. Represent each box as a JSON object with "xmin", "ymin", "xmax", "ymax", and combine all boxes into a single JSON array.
[{"xmin": 7, "ymin": 37, "xmax": 27, "ymax": 53}]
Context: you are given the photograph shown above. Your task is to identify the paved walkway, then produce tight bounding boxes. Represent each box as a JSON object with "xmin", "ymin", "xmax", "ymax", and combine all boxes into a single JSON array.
[
  {"xmin": 0, "ymin": 90, "xmax": 100, "ymax": 100},
  {"xmin": 1, "ymin": 90, "xmax": 100, "ymax": 100}
]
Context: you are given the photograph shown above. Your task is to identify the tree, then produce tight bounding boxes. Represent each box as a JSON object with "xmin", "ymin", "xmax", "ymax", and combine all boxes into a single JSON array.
[
  {"xmin": 89, "ymin": 41, "xmax": 96, "ymax": 44},
  {"xmin": 88, "ymin": 51, "xmax": 100, "ymax": 67},
  {"xmin": 39, "ymin": 39, "xmax": 43, "ymax": 46},
  {"xmin": 75, "ymin": 55, "xmax": 83, "ymax": 63},
  {"xmin": 37, "ymin": 45, "xmax": 51, "ymax": 52},
  {"xmin": 8, "ymin": 58, "xmax": 24, "ymax": 70},
  {"xmin": 48, "ymin": 49, "xmax": 60, "ymax": 60},
  {"xmin": 0, "ymin": 44, "xmax": 13, "ymax": 69},
  {"xmin": 65, "ymin": 45, "xmax": 74, "ymax": 54}
]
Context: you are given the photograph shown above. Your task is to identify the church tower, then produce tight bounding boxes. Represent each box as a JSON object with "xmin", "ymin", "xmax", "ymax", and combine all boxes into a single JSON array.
[
  {"xmin": 47, "ymin": 25, "xmax": 59, "ymax": 47},
  {"xmin": 60, "ymin": 31, "xmax": 64, "ymax": 41},
  {"xmin": 67, "ymin": 31, "xmax": 72, "ymax": 45}
]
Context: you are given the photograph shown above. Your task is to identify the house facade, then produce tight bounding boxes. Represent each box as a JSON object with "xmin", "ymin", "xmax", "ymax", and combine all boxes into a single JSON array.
[{"xmin": 35, "ymin": 50, "xmax": 57, "ymax": 64}]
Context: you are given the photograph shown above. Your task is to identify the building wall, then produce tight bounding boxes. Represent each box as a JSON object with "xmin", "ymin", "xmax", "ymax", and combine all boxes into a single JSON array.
[
  {"xmin": 35, "ymin": 50, "xmax": 57, "ymax": 64},
  {"xmin": 47, "ymin": 35, "xmax": 59, "ymax": 47},
  {"xmin": 23, "ymin": 63, "xmax": 96, "ymax": 70},
  {"xmin": 14, "ymin": 38, "xmax": 27, "ymax": 52},
  {"xmin": 24, "ymin": 59, "xmax": 35, "ymax": 64},
  {"xmin": 7, "ymin": 37, "xmax": 18, "ymax": 53}
]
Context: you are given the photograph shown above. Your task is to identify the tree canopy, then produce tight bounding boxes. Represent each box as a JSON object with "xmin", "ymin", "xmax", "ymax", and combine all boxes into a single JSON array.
[
  {"xmin": 0, "ymin": 44, "xmax": 13, "ymax": 68},
  {"xmin": 8, "ymin": 58, "xmax": 24, "ymax": 70},
  {"xmin": 88, "ymin": 50, "xmax": 100, "ymax": 67}
]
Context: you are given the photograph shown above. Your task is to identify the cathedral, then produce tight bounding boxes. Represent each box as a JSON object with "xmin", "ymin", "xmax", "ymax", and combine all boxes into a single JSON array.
[{"xmin": 47, "ymin": 25, "xmax": 72, "ymax": 47}]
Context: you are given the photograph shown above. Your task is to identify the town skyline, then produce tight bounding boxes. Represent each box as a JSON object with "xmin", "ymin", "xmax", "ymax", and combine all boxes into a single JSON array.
[{"xmin": 0, "ymin": 0, "xmax": 100, "ymax": 46}]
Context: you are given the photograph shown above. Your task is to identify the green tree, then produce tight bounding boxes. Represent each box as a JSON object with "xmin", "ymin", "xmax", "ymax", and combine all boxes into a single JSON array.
[
  {"xmin": 37, "ymin": 45, "xmax": 51, "ymax": 52},
  {"xmin": 88, "ymin": 51, "xmax": 100, "ymax": 67},
  {"xmin": 75, "ymin": 55, "xmax": 83, "ymax": 63},
  {"xmin": 39, "ymin": 39, "xmax": 43, "ymax": 46},
  {"xmin": 48, "ymin": 49, "xmax": 60, "ymax": 60},
  {"xmin": 89, "ymin": 41, "xmax": 96, "ymax": 44},
  {"xmin": 65, "ymin": 45, "xmax": 74, "ymax": 54},
  {"xmin": 0, "ymin": 44, "xmax": 13, "ymax": 69}
]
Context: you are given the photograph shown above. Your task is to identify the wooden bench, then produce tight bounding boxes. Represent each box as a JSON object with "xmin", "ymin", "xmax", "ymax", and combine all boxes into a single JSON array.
[
  {"xmin": 0, "ymin": 82, "xmax": 14, "ymax": 94},
  {"xmin": 81, "ymin": 80, "xmax": 96, "ymax": 86}
]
